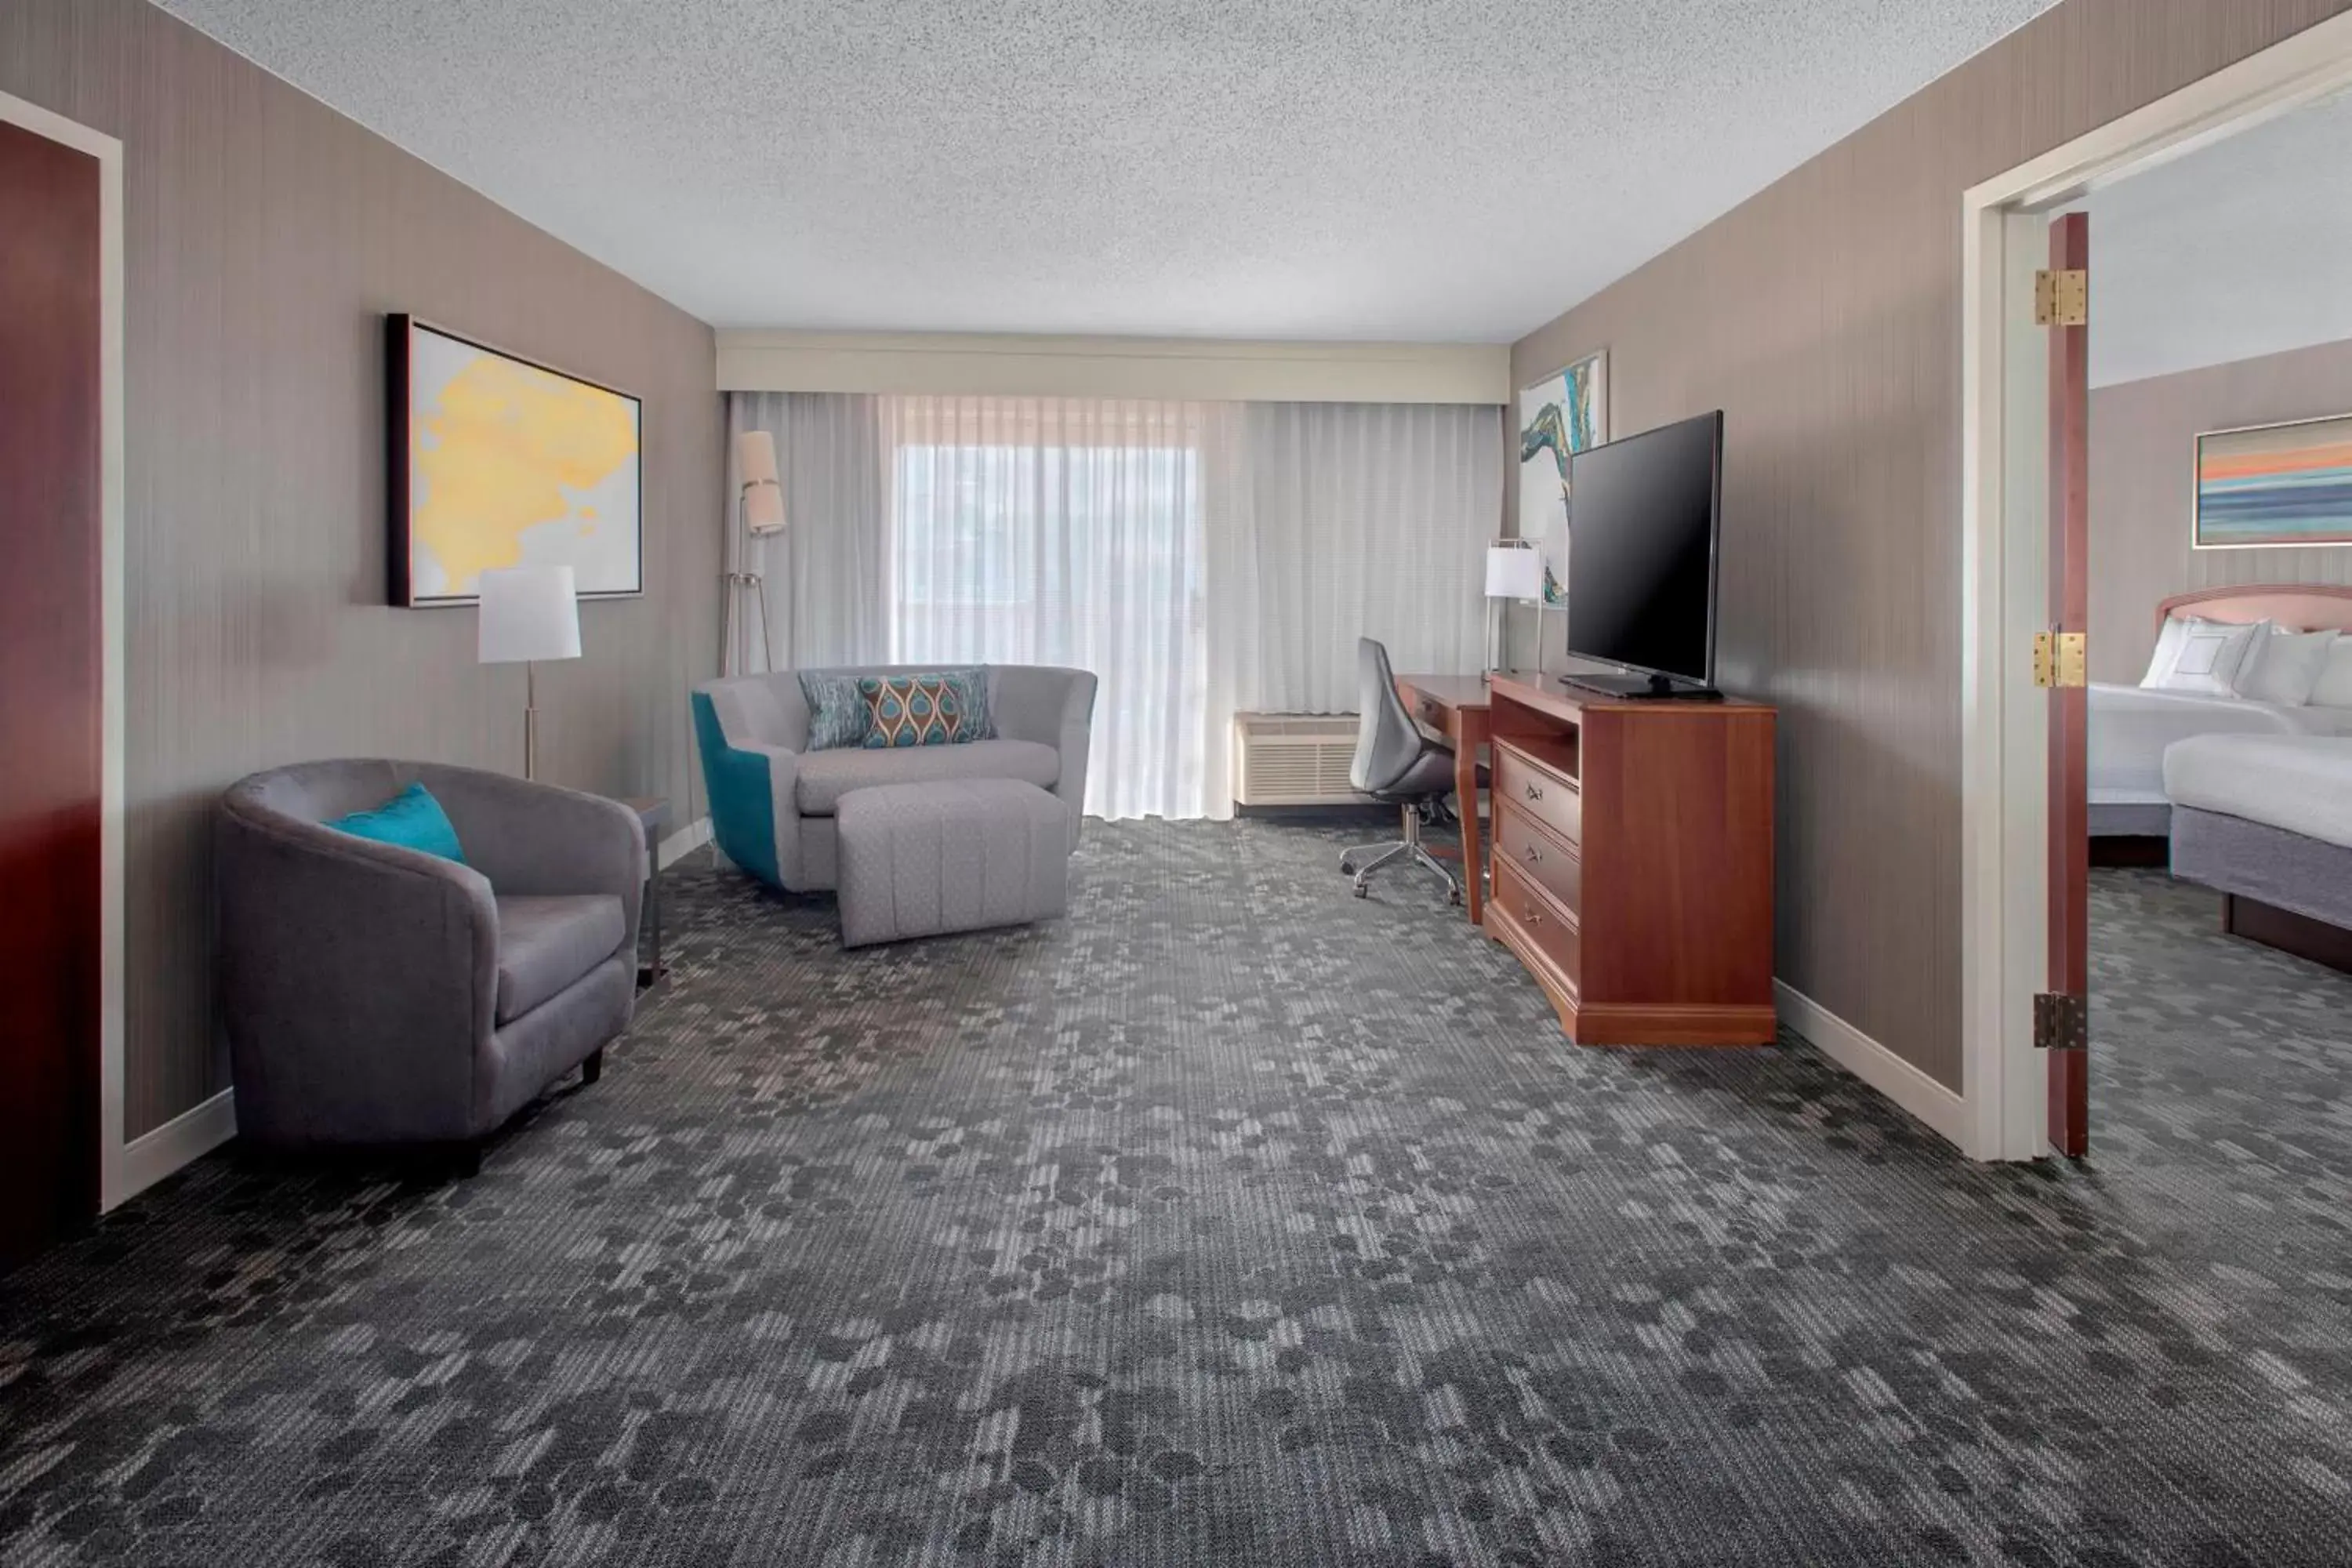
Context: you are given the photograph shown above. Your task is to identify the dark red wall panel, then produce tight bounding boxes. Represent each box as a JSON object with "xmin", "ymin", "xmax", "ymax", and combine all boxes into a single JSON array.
[{"xmin": 0, "ymin": 118, "xmax": 103, "ymax": 1265}]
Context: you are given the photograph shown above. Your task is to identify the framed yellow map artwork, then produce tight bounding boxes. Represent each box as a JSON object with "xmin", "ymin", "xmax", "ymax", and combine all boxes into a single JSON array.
[{"xmin": 388, "ymin": 315, "xmax": 643, "ymax": 607}]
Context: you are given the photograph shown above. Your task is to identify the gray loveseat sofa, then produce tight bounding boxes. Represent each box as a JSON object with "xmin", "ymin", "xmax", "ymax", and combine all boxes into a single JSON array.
[
  {"xmin": 216, "ymin": 760, "xmax": 644, "ymax": 1165},
  {"xmin": 691, "ymin": 665, "xmax": 1096, "ymax": 893}
]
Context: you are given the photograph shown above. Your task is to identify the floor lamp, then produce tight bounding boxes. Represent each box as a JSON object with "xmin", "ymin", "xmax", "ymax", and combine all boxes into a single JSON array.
[{"xmin": 724, "ymin": 430, "xmax": 786, "ymax": 676}]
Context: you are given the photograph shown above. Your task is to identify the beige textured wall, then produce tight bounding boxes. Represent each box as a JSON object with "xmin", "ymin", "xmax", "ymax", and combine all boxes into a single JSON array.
[
  {"xmin": 2, "ymin": 0, "xmax": 724, "ymax": 1137},
  {"xmin": 2090, "ymin": 338, "xmax": 2352, "ymax": 684},
  {"xmin": 1510, "ymin": 0, "xmax": 2352, "ymax": 1091}
]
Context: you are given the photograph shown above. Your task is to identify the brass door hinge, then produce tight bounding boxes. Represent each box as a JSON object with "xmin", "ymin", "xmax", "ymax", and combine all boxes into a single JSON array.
[
  {"xmin": 2034, "ymin": 992, "xmax": 2088, "ymax": 1052},
  {"xmin": 2032, "ymin": 630, "xmax": 2086, "ymax": 688},
  {"xmin": 2034, "ymin": 268, "xmax": 2088, "ymax": 326}
]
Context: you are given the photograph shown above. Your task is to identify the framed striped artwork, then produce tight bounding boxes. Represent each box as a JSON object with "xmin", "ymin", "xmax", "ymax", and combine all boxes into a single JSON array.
[{"xmin": 2194, "ymin": 412, "xmax": 2352, "ymax": 550}]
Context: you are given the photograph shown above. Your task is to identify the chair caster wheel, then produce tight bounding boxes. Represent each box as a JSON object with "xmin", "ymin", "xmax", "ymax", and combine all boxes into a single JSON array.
[
  {"xmin": 1448, "ymin": 887, "xmax": 1464, "ymax": 907},
  {"xmin": 1339, "ymin": 857, "xmax": 1356, "ymax": 876},
  {"xmin": 1352, "ymin": 884, "xmax": 1370, "ymax": 899}
]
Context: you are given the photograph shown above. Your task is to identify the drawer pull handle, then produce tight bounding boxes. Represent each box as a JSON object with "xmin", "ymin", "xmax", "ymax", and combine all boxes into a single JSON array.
[
  {"xmin": 1523, "ymin": 845, "xmax": 1542, "ymax": 863},
  {"xmin": 1523, "ymin": 908, "xmax": 1542, "ymax": 927},
  {"xmin": 1524, "ymin": 782, "xmax": 1544, "ymax": 800}
]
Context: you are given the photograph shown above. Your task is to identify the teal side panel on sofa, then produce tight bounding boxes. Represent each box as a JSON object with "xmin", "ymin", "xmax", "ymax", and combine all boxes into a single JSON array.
[{"xmin": 692, "ymin": 691, "xmax": 782, "ymax": 888}]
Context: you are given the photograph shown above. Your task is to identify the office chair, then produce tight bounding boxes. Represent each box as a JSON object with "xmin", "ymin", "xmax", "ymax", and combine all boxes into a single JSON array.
[{"xmin": 1338, "ymin": 637, "xmax": 1464, "ymax": 904}]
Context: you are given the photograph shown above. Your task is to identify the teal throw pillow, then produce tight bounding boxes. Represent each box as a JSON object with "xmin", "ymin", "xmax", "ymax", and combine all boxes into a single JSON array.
[
  {"xmin": 326, "ymin": 781, "xmax": 466, "ymax": 863},
  {"xmin": 799, "ymin": 671, "xmax": 872, "ymax": 751}
]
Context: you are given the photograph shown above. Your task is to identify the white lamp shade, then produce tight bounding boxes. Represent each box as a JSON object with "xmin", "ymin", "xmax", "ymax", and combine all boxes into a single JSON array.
[
  {"xmin": 477, "ymin": 565, "xmax": 582, "ymax": 663},
  {"xmin": 1485, "ymin": 545, "xmax": 1544, "ymax": 601},
  {"xmin": 737, "ymin": 430, "xmax": 786, "ymax": 535}
]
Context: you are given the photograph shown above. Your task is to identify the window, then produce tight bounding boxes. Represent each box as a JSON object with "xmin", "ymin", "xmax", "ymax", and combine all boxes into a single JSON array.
[{"xmin": 884, "ymin": 398, "xmax": 1210, "ymax": 818}]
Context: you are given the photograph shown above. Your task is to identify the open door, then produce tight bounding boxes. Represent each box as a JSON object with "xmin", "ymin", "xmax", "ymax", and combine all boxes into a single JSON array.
[{"xmin": 2042, "ymin": 212, "xmax": 2091, "ymax": 1158}]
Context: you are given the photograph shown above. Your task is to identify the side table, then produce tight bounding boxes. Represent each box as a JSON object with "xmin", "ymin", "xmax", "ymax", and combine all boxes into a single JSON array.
[{"xmin": 617, "ymin": 796, "xmax": 670, "ymax": 991}]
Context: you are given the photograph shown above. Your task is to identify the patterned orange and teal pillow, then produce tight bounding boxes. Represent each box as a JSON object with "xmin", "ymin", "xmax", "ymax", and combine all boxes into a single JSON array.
[{"xmin": 858, "ymin": 669, "xmax": 992, "ymax": 749}]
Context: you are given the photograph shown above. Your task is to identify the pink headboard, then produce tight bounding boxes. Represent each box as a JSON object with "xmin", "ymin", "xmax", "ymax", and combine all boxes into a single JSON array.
[{"xmin": 2157, "ymin": 584, "xmax": 2352, "ymax": 634}]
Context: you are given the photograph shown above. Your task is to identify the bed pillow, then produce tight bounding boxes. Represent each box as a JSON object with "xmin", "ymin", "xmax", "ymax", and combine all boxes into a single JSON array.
[
  {"xmin": 2310, "ymin": 637, "xmax": 2352, "ymax": 710},
  {"xmin": 2143, "ymin": 615, "xmax": 2266, "ymax": 696},
  {"xmin": 2139, "ymin": 613, "xmax": 2194, "ymax": 688},
  {"xmin": 2234, "ymin": 625, "xmax": 2340, "ymax": 707}
]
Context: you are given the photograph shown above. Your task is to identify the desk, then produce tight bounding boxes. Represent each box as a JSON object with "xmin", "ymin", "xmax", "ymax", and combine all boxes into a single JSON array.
[{"xmin": 1392, "ymin": 673, "xmax": 1518, "ymax": 928}]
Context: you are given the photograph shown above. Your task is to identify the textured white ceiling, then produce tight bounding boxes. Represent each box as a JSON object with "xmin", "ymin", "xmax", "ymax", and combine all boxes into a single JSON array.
[
  {"xmin": 2086, "ymin": 87, "xmax": 2352, "ymax": 388},
  {"xmin": 156, "ymin": 0, "xmax": 2056, "ymax": 340}
]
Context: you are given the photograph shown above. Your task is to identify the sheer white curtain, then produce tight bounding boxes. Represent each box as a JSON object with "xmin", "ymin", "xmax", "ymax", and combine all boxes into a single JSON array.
[
  {"xmin": 726, "ymin": 391, "xmax": 888, "ymax": 670},
  {"xmin": 880, "ymin": 396, "xmax": 1233, "ymax": 821},
  {"xmin": 1201, "ymin": 401, "xmax": 1501, "ymax": 814},
  {"xmin": 722, "ymin": 391, "xmax": 1500, "ymax": 821}
]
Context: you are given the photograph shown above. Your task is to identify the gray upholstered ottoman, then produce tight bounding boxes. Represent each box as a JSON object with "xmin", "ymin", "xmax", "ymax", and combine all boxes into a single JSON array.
[{"xmin": 835, "ymin": 778, "xmax": 1073, "ymax": 948}]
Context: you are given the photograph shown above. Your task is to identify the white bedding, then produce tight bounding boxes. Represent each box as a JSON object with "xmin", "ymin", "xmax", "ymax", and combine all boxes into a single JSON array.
[
  {"xmin": 2088, "ymin": 682, "xmax": 2352, "ymax": 804},
  {"xmin": 2163, "ymin": 734, "xmax": 2352, "ymax": 850}
]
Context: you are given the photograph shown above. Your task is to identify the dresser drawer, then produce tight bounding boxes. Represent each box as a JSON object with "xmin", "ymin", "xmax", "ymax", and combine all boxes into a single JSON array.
[
  {"xmin": 1495, "ymin": 803, "xmax": 1581, "ymax": 915},
  {"xmin": 1490, "ymin": 858, "xmax": 1581, "ymax": 986},
  {"xmin": 1494, "ymin": 743, "xmax": 1581, "ymax": 845}
]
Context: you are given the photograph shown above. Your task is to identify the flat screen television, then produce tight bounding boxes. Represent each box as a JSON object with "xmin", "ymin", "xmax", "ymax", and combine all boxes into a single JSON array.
[{"xmin": 1563, "ymin": 410, "xmax": 1725, "ymax": 698}]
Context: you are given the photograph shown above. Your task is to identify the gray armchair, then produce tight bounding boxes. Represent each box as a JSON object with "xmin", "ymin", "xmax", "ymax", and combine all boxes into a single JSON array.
[{"xmin": 216, "ymin": 760, "xmax": 644, "ymax": 1167}]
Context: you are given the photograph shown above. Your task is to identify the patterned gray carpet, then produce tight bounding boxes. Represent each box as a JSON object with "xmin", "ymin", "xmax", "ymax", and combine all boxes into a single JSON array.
[{"xmin": 3, "ymin": 826, "xmax": 2350, "ymax": 1566}]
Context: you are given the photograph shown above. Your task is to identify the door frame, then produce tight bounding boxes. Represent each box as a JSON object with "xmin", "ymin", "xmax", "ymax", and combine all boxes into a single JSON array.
[
  {"xmin": 0, "ymin": 92, "xmax": 130, "ymax": 1209},
  {"xmin": 1958, "ymin": 13, "xmax": 2352, "ymax": 1161}
]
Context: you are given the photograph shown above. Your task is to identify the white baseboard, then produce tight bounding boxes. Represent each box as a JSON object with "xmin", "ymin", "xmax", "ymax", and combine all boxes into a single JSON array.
[
  {"xmin": 110, "ymin": 1088, "xmax": 237, "ymax": 1209},
  {"xmin": 658, "ymin": 815, "xmax": 712, "ymax": 869},
  {"xmin": 1775, "ymin": 980, "xmax": 1969, "ymax": 1153}
]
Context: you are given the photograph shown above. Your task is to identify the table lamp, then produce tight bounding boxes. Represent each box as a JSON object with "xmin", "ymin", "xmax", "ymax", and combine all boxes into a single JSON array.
[
  {"xmin": 1484, "ymin": 542, "xmax": 1545, "ymax": 674},
  {"xmin": 478, "ymin": 564, "xmax": 581, "ymax": 780}
]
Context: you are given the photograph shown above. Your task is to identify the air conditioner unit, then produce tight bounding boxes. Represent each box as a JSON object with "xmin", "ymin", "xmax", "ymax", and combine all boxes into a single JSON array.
[{"xmin": 1232, "ymin": 713, "xmax": 1367, "ymax": 807}]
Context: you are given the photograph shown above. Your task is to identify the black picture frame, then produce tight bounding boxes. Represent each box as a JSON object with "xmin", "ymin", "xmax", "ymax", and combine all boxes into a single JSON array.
[{"xmin": 386, "ymin": 313, "xmax": 645, "ymax": 608}]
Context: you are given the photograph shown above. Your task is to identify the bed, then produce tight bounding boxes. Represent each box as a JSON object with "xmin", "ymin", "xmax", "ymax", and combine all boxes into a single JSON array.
[
  {"xmin": 2165, "ymin": 733, "xmax": 2352, "ymax": 973},
  {"xmin": 2089, "ymin": 585, "xmax": 2352, "ymax": 840},
  {"xmin": 2089, "ymin": 684, "xmax": 2352, "ymax": 835}
]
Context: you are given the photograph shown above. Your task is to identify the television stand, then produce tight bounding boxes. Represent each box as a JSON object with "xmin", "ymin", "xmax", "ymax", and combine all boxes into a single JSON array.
[
  {"xmin": 1558, "ymin": 670, "xmax": 1724, "ymax": 702},
  {"xmin": 1485, "ymin": 673, "xmax": 1777, "ymax": 1047}
]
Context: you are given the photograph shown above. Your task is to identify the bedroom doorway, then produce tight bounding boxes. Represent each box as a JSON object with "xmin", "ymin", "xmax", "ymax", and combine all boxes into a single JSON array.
[{"xmin": 1960, "ymin": 11, "xmax": 2352, "ymax": 1163}]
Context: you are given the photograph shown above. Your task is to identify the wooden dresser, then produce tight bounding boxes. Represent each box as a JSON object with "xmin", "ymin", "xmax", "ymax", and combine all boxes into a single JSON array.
[{"xmin": 1483, "ymin": 674, "xmax": 1777, "ymax": 1047}]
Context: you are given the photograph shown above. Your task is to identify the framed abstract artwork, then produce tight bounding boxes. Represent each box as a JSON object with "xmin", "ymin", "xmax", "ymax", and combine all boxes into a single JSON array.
[
  {"xmin": 1518, "ymin": 349, "xmax": 1608, "ymax": 604},
  {"xmin": 387, "ymin": 314, "xmax": 644, "ymax": 606},
  {"xmin": 2194, "ymin": 412, "xmax": 2352, "ymax": 550}
]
